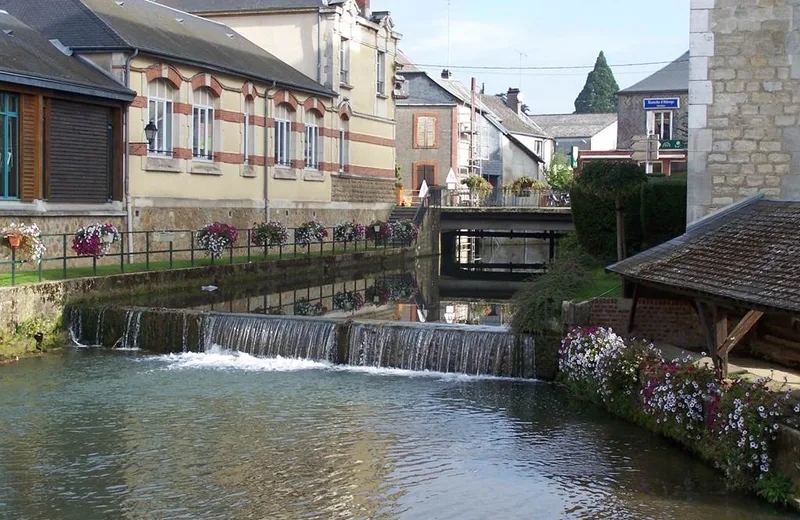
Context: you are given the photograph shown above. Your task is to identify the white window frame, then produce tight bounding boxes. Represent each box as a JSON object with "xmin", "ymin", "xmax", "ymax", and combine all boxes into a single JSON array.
[
  {"xmin": 304, "ymin": 111, "xmax": 321, "ymax": 171},
  {"xmin": 243, "ymin": 97, "xmax": 254, "ymax": 164},
  {"xmin": 534, "ymin": 140, "xmax": 543, "ymax": 156},
  {"xmin": 192, "ymin": 89, "xmax": 215, "ymax": 161},
  {"xmin": 147, "ymin": 80, "xmax": 173, "ymax": 157},
  {"xmin": 274, "ymin": 104, "xmax": 292, "ymax": 168},
  {"xmin": 340, "ymin": 37, "xmax": 350, "ymax": 85},
  {"xmin": 376, "ymin": 50, "xmax": 386, "ymax": 95},
  {"xmin": 648, "ymin": 110, "xmax": 673, "ymax": 140}
]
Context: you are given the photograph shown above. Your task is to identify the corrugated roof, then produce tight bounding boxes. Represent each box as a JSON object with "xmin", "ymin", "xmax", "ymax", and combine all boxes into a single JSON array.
[
  {"xmin": 608, "ymin": 196, "xmax": 800, "ymax": 313},
  {"xmin": 155, "ymin": 0, "xmax": 326, "ymax": 14},
  {"xmin": 0, "ymin": 0, "xmax": 335, "ymax": 98},
  {"xmin": 618, "ymin": 51, "xmax": 689, "ymax": 94},
  {"xmin": 531, "ymin": 113, "xmax": 617, "ymax": 139},
  {"xmin": 479, "ymin": 95, "xmax": 551, "ymax": 138},
  {"xmin": 0, "ymin": 11, "xmax": 133, "ymax": 101}
]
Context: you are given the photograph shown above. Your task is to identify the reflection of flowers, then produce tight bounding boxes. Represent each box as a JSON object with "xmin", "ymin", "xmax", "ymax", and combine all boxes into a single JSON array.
[
  {"xmin": 387, "ymin": 277, "xmax": 418, "ymax": 301},
  {"xmin": 365, "ymin": 281, "xmax": 390, "ymax": 305},
  {"xmin": 294, "ymin": 298, "xmax": 327, "ymax": 316},
  {"xmin": 254, "ymin": 305, "xmax": 285, "ymax": 315},
  {"xmin": 333, "ymin": 290, "xmax": 365, "ymax": 312}
]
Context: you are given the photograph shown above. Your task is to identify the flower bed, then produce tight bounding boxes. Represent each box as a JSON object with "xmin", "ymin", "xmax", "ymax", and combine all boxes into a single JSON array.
[
  {"xmin": 197, "ymin": 222, "xmax": 239, "ymax": 258},
  {"xmin": 333, "ymin": 221, "xmax": 366, "ymax": 243},
  {"xmin": 559, "ymin": 327, "xmax": 799, "ymax": 503},
  {"xmin": 332, "ymin": 290, "xmax": 365, "ymax": 312},
  {"xmin": 252, "ymin": 221, "xmax": 288, "ymax": 247},
  {"xmin": 1, "ymin": 222, "xmax": 46, "ymax": 263},
  {"xmin": 72, "ymin": 223, "xmax": 120, "ymax": 259},
  {"xmin": 295, "ymin": 220, "xmax": 328, "ymax": 246}
]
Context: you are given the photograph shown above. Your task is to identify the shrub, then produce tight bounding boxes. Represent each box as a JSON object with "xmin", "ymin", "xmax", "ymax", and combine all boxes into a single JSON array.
[
  {"xmin": 333, "ymin": 221, "xmax": 366, "ymax": 242},
  {"xmin": 197, "ymin": 222, "xmax": 238, "ymax": 258},
  {"xmin": 544, "ymin": 151, "xmax": 574, "ymax": 193},
  {"xmin": 756, "ymin": 473, "xmax": 796, "ymax": 506},
  {"xmin": 390, "ymin": 219, "xmax": 418, "ymax": 246},
  {"xmin": 252, "ymin": 221, "xmax": 288, "ymax": 247},
  {"xmin": 295, "ymin": 220, "xmax": 327, "ymax": 246},
  {"xmin": 72, "ymin": 223, "xmax": 121, "ymax": 259},
  {"xmin": 461, "ymin": 175, "xmax": 493, "ymax": 195},
  {"xmin": 640, "ymin": 176, "xmax": 687, "ymax": 248},
  {"xmin": 570, "ymin": 184, "xmax": 642, "ymax": 261}
]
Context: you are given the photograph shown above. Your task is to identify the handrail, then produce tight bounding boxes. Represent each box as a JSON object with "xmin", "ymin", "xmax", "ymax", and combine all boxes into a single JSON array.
[{"xmin": 441, "ymin": 187, "xmax": 570, "ymax": 208}]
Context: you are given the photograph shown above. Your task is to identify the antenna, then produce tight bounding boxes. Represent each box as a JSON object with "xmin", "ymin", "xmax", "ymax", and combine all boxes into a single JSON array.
[
  {"xmin": 517, "ymin": 50, "xmax": 528, "ymax": 90},
  {"xmin": 446, "ymin": 0, "xmax": 451, "ymax": 70}
]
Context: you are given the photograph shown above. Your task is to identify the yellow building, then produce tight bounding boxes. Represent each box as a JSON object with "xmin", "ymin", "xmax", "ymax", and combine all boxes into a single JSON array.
[
  {"xmin": 159, "ymin": 0, "xmax": 402, "ymax": 217},
  {"xmin": 5, "ymin": 0, "xmax": 397, "ymax": 234}
]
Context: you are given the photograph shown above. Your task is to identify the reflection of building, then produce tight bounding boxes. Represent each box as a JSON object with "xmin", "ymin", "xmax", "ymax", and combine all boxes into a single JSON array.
[{"xmin": 578, "ymin": 53, "xmax": 689, "ymax": 176}]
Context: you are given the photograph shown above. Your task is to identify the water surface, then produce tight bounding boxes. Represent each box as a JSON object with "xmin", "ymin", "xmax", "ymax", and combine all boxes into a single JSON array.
[{"xmin": 0, "ymin": 349, "xmax": 792, "ymax": 519}]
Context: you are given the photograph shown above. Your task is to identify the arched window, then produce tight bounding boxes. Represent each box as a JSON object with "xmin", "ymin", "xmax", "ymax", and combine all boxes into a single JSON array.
[
  {"xmin": 243, "ymin": 96, "xmax": 255, "ymax": 164},
  {"xmin": 304, "ymin": 110, "xmax": 322, "ymax": 170},
  {"xmin": 338, "ymin": 118, "xmax": 349, "ymax": 173},
  {"xmin": 147, "ymin": 80, "xmax": 174, "ymax": 156},
  {"xmin": 192, "ymin": 88, "xmax": 215, "ymax": 160},
  {"xmin": 274, "ymin": 103, "xmax": 292, "ymax": 167}
]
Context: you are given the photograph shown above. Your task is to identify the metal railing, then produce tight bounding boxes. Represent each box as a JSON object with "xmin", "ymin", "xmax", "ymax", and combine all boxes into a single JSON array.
[
  {"xmin": 440, "ymin": 187, "xmax": 571, "ymax": 208},
  {"xmin": 0, "ymin": 226, "xmax": 415, "ymax": 287}
]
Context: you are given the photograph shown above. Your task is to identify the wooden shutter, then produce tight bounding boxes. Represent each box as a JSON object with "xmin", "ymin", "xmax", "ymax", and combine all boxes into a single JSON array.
[
  {"xmin": 414, "ymin": 115, "xmax": 425, "ymax": 147},
  {"xmin": 18, "ymin": 94, "xmax": 42, "ymax": 202},
  {"xmin": 48, "ymin": 99, "xmax": 111, "ymax": 203},
  {"xmin": 424, "ymin": 117, "xmax": 436, "ymax": 148}
]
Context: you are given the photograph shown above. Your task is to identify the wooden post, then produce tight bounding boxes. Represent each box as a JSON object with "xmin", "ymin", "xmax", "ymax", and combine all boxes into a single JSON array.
[
  {"xmin": 696, "ymin": 301, "xmax": 723, "ymax": 380},
  {"xmin": 627, "ymin": 283, "xmax": 639, "ymax": 334},
  {"xmin": 714, "ymin": 306, "xmax": 728, "ymax": 379}
]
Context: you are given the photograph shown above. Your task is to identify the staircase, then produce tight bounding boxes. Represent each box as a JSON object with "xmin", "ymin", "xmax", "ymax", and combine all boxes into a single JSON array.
[{"xmin": 388, "ymin": 204, "xmax": 420, "ymax": 223}]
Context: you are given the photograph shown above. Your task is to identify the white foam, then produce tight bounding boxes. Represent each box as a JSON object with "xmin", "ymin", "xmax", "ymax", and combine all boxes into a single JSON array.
[{"xmin": 150, "ymin": 347, "xmax": 331, "ymax": 372}]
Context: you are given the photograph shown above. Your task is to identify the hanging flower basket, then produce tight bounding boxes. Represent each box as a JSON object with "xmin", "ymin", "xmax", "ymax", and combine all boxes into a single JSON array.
[
  {"xmin": 333, "ymin": 221, "xmax": 366, "ymax": 243},
  {"xmin": 1, "ymin": 223, "xmax": 46, "ymax": 263},
  {"xmin": 72, "ymin": 223, "xmax": 120, "ymax": 259},
  {"xmin": 197, "ymin": 222, "xmax": 239, "ymax": 258},
  {"xmin": 389, "ymin": 219, "xmax": 419, "ymax": 246},
  {"xmin": 295, "ymin": 220, "xmax": 328, "ymax": 246},
  {"xmin": 252, "ymin": 221, "xmax": 289, "ymax": 247}
]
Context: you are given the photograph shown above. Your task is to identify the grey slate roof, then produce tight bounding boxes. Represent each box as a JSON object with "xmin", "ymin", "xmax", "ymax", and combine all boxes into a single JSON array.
[
  {"xmin": 0, "ymin": 11, "xmax": 134, "ymax": 101},
  {"xmin": 618, "ymin": 51, "xmax": 689, "ymax": 94},
  {"xmin": 608, "ymin": 196, "xmax": 800, "ymax": 314},
  {"xmin": 155, "ymin": 0, "xmax": 326, "ymax": 13},
  {"xmin": 531, "ymin": 113, "xmax": 617, "ymax": 139},
  {"xmin": 479, "ymin": 95, "xmax": 551, "ymax": 139},
  {"xmin": 0, "ymin": 0, "xmax": 335, "ymax": 97}
]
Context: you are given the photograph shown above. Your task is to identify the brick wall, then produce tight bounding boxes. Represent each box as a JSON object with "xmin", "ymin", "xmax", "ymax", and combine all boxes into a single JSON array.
[
  {"xmin": 331, "ymin": 174, "xmax": 394, "ymax": 203},
  {"xmin": 565, "ymin": 297, "xmax": 705, "ymax": 348}
]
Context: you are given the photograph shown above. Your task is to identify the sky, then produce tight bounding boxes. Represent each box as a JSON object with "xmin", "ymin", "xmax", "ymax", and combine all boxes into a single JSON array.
[{"xmin": 379, "ymin": 0, "xmax": 690, "ymax": 114}]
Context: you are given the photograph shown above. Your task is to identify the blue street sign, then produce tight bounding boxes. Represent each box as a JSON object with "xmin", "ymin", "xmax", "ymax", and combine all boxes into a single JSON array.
[{"xmin": 643, "ymin": 98, "xmax": 680, "ymax": 110}]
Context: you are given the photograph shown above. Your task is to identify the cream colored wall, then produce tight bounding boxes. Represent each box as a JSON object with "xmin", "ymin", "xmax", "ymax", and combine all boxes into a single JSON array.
[
  {"xmin": 128, "ymin": 57, "xmax": 267, "ymax": 201},
  {"xmin": 211, "ymin": 13, "xmax": 319, "ymax": 81}
]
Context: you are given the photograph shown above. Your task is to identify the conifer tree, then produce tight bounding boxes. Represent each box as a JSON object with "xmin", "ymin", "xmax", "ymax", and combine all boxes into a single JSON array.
[{"xmin": 574, "ymin": 51, "xmax": 619, "ymax": 114}]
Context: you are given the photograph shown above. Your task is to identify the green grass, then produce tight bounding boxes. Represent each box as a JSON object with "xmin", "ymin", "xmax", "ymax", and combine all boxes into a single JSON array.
[
  {"xmin": 0, "ymin": 243, "xmax": 398, "ymax": 287},
  {"xmin": 575, "ymin": 267, "xmax": 623, "ymax": 301}
]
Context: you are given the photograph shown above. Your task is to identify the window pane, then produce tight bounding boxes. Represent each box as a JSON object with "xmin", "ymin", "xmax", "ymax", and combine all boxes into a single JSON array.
[{"xmin": 8, "ymin": 112, "xmax": 17, "ymax": 197}]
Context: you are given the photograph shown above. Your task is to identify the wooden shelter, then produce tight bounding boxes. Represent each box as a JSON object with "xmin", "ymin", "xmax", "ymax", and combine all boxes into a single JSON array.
[{"xmin": 607, "ymin": 195, "xmax": 800, "ymax": 379}]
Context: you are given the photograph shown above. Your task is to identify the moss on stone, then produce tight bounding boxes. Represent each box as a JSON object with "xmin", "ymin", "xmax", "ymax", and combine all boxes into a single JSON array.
[{"xmin": 0, "ymin": 315, "xmax": 65, "ymax": 361}]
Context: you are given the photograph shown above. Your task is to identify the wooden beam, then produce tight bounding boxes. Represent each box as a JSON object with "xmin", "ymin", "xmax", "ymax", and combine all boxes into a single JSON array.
[
  {"xmin": 720, "ymin": 310, "xmax": 764, "ymax": 356},
  {"xmin": 714, "ymin": 306, "xmax": 729, "ymax": 379},
  {"xmin": 627, "ymin": 283, "xmax": 639, "ymax": 334}
]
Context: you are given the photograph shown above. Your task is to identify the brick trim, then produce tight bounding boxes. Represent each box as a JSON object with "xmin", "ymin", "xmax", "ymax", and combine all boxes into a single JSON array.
[
  {"xmin": 411, "ymin": 161, "xmax": 439, "ymax": 189},
  {"xmin": 190, "ymin": 73, "xmax": 223, "ymax": 97},
  {"xmin": 345, "ymin": 131, "xmax": 394, "ymax": 147},
  {"xmin": 266, "ymin": 156, "xmax": 276, "ymax": 167},
  {"xmin": 291, "ymin": 122, "xmax": 305, "ymax": 132},
  {"xmin": 145, "ymin": 63, "xmax": 182, "ymax": 89},
  {"xmin": 241, "ymin": 82, "xmax": 258, "ymax": 98},
  {"xmin": 129, "ymin": 142, "xmax": 147, "ymax": 156},
  {"xmin": 215, "ymin": 151, "xmax": 244, "ymax": 164},
  {"xmin": 174, "ymin": 102, "xmax": 191, "ymax": 115},
  {"xmin": 253, "ymin": 115, "xmax": 266, "ymax": 127},
  {"xmin": 319, "ymin": 161, "xmax": 339, "ymax": 172},
  {"xmin": 290, "ymin": 159, "xmax": 305, "ymax": 169},
  {"xmin": 132, "ymin": 96, "xmax": 147, "ymax": 108},
  {"xmin": 173, "ymin": 148, "xmax": 192, "ymax": 160},
  {"xmin": 216, "ymin": 109, "xmax": 244, "ymax": 123},
  {"xmin": 412, "ymin": 112, "xmax": 440, "ymax": 149},
  {"xmin": 347, "ymin": 165, "xmax": 394, "ymax": 177},
  {"xmin": 274, "ymin": 90, "xmax": 299, "ymax": 111},
  {"xmin": 250, "ymin": 155, "xmax": 266, "ymax": 166},
  {"xmin": 303, "ymin": 96, "xmax": 326, "ymax": 116},
  {"xmin": 320, "ymin": 127, "xmax": 340, "ymax": 138},
  {"xmin": 338, "ymin": 102, "xmax": 353, "ymax": 120}
]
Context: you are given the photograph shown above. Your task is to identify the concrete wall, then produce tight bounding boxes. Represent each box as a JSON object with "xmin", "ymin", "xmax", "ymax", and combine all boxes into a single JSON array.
[
  {"xmin": 501, "ymin": 135, "xmax": 542, "ymax": 183},
  {"xmin": 396, "ymin": 106, "xmax": 455, "ymax": 190},
  {"xmin": 617, "ymin": 92, "xmax": 689, "ymax": 149},
  {"xmin": 688, "ymin": 0, "xmax": 800, "ymax": 222}
]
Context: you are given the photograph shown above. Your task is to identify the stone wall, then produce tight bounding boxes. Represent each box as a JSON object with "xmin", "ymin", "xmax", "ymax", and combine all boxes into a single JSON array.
[
  {"xmin": 688, "ymin": 0, "xmax": 800, "ymax": 222},
  {"xmin": 395, "ymin": 106, "xmax": 454, "ymax": 190},
  {"xmin": 563, "ymin": 297, "xmax": 706, "ymax": 348},
  {"xmin": 331, "ymin": 174, "xmax": 394, "ymax": 204},
  {"xmin": 617, "ymin": 92, "xmax": 689, "ymax": 149}
]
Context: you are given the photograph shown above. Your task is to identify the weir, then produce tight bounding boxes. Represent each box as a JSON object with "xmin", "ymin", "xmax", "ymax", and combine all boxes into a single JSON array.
[{"xmin": 68, "ymin": 306, "xmax": 537, "ymax": 378}]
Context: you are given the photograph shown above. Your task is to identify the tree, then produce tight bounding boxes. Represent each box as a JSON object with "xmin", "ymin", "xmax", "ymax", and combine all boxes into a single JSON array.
[
  {"xmin": 575, "ymin": 161, "xmax": 646, "ymax": 261},
  {"xmin": 574, "ymin": 51, "xmax": 620, "ymax": 114},
  {"xmin": 543, "ymin": 151, "xmax": 574, "ymax": 193}
]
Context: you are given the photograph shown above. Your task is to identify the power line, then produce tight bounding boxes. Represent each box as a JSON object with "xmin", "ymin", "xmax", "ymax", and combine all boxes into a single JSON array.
[
  {"xmin": 416, "ymin": 65, "xmax": 667, "ymax": 77},
  {"xmin": 414, "ymin": 59, "xmax": 687, "ymax": 71}
]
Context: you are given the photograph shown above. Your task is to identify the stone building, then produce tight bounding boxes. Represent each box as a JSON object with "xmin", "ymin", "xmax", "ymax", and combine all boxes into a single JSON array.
[
  {"xmin": 688, "ymin": 0, "xmax": 800, "ymax": 223},
  {"xmin": 158, "ymin": 0, "xmax": 401, "ymax": 211}
]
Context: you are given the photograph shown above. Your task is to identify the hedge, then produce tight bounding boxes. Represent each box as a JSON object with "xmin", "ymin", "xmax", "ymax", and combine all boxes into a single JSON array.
[
  {"xmin": 640, "ymin": 175, "xmax": 687, "ymax": 248},
  {"xmin": 570, "ymin": 184, "xmax": 642, "ymax": 261}
]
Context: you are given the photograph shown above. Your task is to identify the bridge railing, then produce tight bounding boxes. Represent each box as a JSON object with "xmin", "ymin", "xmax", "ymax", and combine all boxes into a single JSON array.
[{"xmin": 438, "ymin": 187, "xmax": 570, "ymax": 208}]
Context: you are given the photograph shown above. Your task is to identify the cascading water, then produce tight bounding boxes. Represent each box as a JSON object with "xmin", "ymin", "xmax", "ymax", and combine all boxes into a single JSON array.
[
  {"xmin": 121, "ymin": 309, "xmax": 144, "ymax": 350},
  {"xmin": 201, "ymin": 314, "xmax": 337, "ymax": 362},
  {"xmin": 347, "ymin": 322, "xmax": 533, "ymax": 377}
]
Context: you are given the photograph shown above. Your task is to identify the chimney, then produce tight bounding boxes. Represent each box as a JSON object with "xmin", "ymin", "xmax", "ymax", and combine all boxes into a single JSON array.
[
  {"xmin": 506, "ymin": 88, "xmax": 524, "ymax": 115},
  {"xmin": 355, "ymin": 0, "xmax": 370, "ymax": 17},
  {"xmin": 441, "ymin": 69, "xmax": 452, "ymax": 79}
]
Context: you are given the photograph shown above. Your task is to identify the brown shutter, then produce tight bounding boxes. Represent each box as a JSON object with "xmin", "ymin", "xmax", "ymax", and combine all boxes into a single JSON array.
[
  {"xmin": 18, "ymin": 94, "xmax": 42, "ymax": 202},
  {"xmin": 414, "ymin": 115, "xmax": 425, "ymax": 147},
  {"xmin": 424, "ymin": 117, "xmax": 436, "ymax": 148}
]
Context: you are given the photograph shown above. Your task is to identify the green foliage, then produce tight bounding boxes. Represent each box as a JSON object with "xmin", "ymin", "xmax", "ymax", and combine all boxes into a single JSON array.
[
  {"xmin": 394, "ymin": 164, "xmax": 403, "ymax": 188},
  {"xmin": 544, "ymin": 151, "xmax": 574, "ymax": 193},
  {"xmin": 570, "ymin": 184, "xmax": 642, "ymax": 261},
  {"xmin": 461, "ymin": 175, "xmax": 493, "ymax": 195},
  {"xmin": 574, "ymin": 51, "xmax": 620, "ymax": 114},
  {"xmin": 511, "ymin": 235, "xmax": 596, "ymax": 335},
  {"xmin": 576, "ymin": 161, "xmax": 647, "ymax": 201},
  {"xmin": 756, "ymin": 473, "xmax": 796, "ymax": 506},
  {"xmin": 640, "ymin": 176, "xmax": 687, "ymax": 248},
  {"xmin": 0, "ymin": 315, "xmax": 63, "ymax": 359}
]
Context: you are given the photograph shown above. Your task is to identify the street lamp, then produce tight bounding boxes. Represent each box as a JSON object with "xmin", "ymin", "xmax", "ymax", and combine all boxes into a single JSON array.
[
  {"xmin": 144, "ymin": 121, "xmax": 158, "ymax": 147},
  {"xmin": 373, "ymin": 224, "xmax": 381, "ymax": 247}
]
